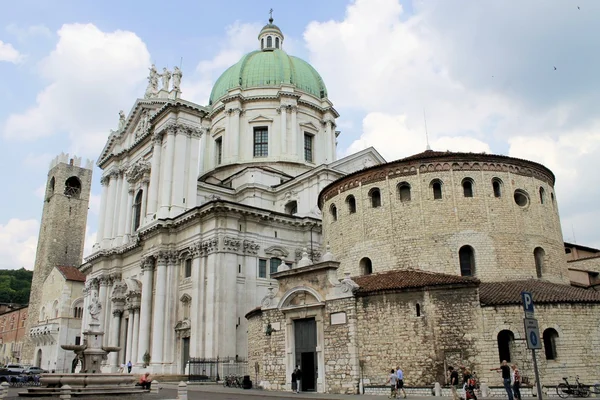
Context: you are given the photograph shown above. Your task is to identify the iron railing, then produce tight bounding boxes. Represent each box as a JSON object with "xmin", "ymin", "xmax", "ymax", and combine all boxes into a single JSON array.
[{"xmin": 188, "ymin": 357, "xmax": 248, "ymax": 382}]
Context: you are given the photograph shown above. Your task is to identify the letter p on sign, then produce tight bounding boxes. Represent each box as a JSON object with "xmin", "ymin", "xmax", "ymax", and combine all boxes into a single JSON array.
[{"xmin": 521, "ymin": 291, "xmax": 534, "ymax": 318}]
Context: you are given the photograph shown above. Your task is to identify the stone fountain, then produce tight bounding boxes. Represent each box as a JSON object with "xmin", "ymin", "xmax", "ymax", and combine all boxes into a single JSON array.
[{"xmin": 19, "ymin": 290, "xmax": 141, "ymax": 397}]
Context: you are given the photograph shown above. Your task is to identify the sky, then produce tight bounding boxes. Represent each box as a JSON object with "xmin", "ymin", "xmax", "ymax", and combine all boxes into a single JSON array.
[{"xmin": 1, "ymin": 0, "xmax": 599, "ymax": 270}]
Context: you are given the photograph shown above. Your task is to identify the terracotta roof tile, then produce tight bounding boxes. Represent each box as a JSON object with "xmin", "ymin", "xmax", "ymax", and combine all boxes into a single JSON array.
[
  {"xmin": 56, "ymin": 266, "xmax": 86, "ymax": 282},
  {"xmin": 479, "ymin": 279, "xmax": 600, "ymax": 306},
  {"xmin": 353, "ymin": 269, "xmax": 479, "ymax": 295}
]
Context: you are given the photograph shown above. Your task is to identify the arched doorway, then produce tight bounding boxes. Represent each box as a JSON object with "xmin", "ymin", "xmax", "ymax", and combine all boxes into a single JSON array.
[
  {"xmin": 36, "ymin": 349, "xmax": 42, "ymax": 368},
  {"xmin": 497, "ymin": 330, "xmax": 515, "ymax": 362}
]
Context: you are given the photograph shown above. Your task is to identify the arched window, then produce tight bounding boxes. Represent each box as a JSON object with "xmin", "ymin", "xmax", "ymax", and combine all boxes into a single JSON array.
[
  {"xmin": 346, "ymin": 195, "xmax": 356, "ymax": 214},
  {"xmin": 52, "ymin": 300, "xmax": 59, "ymax": 318},
  {"xmin": 416, "ymin": 303, "xmax": 421, "ymax": 317},
  {"xmin": 543, "ymin": 328, "xmax": 559, "ymax": 360},
  {"xmin": 398, "ymin": 182, "xmax": 411, "ymax": 202},
  {"xmin": 492, "ymin": 178, "xmax": 502, "ymax": 198},
  {"xmin": 497, "ymin": 330, "xmax": 515, "ymax": 362},
  {"xmin": 64, "ymin": 176, "xmax": 81, "ymax": 198},
  {"xmin": 534, "ymin": 247, "xmax": 545, "ymax": 278},
  {"xmin": 539, "ymin": 187, "xmax": 546, "ymax": 204},
  {"xmin": 133, "ymin": 190, "xmax": 143, "ymax": 231},
  {"xmin": 462, "ymin": 178, "xmax": 474, "ymax": 198},
  {"xmin": 275, "ymin": 37, "xmax": 280, "ymax": 48},
  {"xmin": 369, "ymin": 188, "xmax": 382, "ymax": 208},
  {"xmin": 261, "ymin": 38, "xmax": 264, "ymax": 49},
  {"xmin": 431, "ymin": 180, "xmax": 443, "ymax": 200},
  {"xmin": 359, "ymin": 257, "xmax": 373, "ymax": 275},
  {"xmin": 184, "ymin": 258, "xmax": 192, "ymax": 278},
  {"xmin": 48, "ymin": 177, "xmax": 55, "ymax": 196},
  {"xmin": 459, "ymin": 245, "xmax": 475, "ymax": 276},
  {"xmin": 551, "ymin": 192, "xmax": 555, "ymax": 203},
  {"xmin": 330, "ymin": 204, "xmax": 337, "ymax": 221},
  {"xmin": 285, "ymin": 201, "xmax": 298, "ymax": 215},
  {"xmin": 267, "ymin": 36, "xmax": 272, "ymax": 48}
]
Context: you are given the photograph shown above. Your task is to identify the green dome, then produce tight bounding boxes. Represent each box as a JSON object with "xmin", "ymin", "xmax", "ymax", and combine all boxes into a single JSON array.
[{"xmin": 209, "ymin": 49, "xmax": 328, "ymax": 105}]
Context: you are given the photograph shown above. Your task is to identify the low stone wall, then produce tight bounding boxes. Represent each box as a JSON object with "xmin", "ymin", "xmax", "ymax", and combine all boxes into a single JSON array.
[{"xmin": 364, "ymin": 385, "xmax": 537, "ymax": 397}]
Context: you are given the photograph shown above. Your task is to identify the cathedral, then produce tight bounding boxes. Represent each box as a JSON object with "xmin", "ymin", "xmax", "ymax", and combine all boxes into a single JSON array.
[
  {"xmin": 78, "ymin": 18, "xmax": 383, "ymax": 375},
  {"xmin": 25, "ymin": 17, "xmax": 599, "ymax": 394}
]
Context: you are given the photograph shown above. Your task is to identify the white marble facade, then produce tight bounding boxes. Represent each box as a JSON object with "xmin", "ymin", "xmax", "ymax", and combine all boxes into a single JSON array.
[{"xmin": 82, "ymin": 22, "xmax": 385, "ymax": 374}]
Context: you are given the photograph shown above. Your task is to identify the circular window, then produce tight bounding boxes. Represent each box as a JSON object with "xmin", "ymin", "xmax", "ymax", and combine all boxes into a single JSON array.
[{"xmin": 514, "ymin": 189, "xmax": 530, "ymax": 207}]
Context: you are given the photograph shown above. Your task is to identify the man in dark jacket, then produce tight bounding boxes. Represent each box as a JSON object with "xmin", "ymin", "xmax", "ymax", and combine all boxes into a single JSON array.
[{"xmin": 295, "ymin": 366, "xmax": 302, "ymax": 393}]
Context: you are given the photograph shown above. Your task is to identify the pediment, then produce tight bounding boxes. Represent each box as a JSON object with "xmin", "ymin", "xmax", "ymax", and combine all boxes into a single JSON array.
[
  {"xmin": 264, "ymin": 245, "xmax": 289, "ymax": 258},
  {"xmin": 282, "ymin": 290, "xmax": 320, "ymax": 308},
  {"xmin": 248, "ymin": 115, "xmax": 274, "ymax": 123},
  {"xmin": 299, "ymin": 121, "xmax": 319, "ymax": 132},
  {"xmin": 212, "ymin": 126, "xmax": 225, "ymax": 137}
]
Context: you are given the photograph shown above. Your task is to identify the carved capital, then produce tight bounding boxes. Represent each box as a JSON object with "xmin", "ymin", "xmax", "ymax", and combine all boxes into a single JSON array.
[
  {"xmin": 100, "ymin": 175, "xmax": 111, "ymax": 186},
  {"xmin": 126, "ymin": 159, "xmax": 151, "ymax": 183},
  {"xmin": 152, "ymin": 132, "xmax": 163, "ymax": 145},
  {"xmin": 141, "ymin": 256, "xmax": 155, "ymax": 272},
  {"xmin": 156, "ymin": 251, "xmax": 169, "ymax": 265}
]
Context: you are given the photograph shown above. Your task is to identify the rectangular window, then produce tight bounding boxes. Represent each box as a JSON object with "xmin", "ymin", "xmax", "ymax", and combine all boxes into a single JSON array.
[
  {"xmin": 184, "ymin": 259, "xmax": 192, "ymax": 278},
  {"xmin": 270, "ymin": 258, "xmax": 281, "ymax": 276},
  {"xmin": 258, "ymin": 259, "xmax": 267, "ymax": 278},
  {"xmin": 253, "ymin": 127, "xmax": 268, "ymax": 157},
  {"xmin": 304, "ymin": 133, "xmax": 313, "ymax": 162},
  {"xmin": 75, "ymin": 336, "xmax": 81, "ymax": 346},
  {"xmin": 215, "ymin": 137, "xmax": 223, "ymax": 165}
]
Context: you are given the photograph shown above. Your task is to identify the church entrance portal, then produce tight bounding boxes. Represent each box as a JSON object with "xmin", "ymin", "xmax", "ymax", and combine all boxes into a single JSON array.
[{"xmin": 294, "ymin": 318, "xmax": 317, "ymax": 392}]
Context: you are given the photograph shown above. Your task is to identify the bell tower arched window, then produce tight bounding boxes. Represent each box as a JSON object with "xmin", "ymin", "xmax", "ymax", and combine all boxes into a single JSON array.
[
  {"xmin": 133, "ymin": 190, "xmax": 143, "ymax": 231},
  {"xmin": 64, "ymin": 176, "xmax": 81, "ymax": 198},
  {"xmin": 267, "ymin": 36, "xmax": 272, "ymax": 48},
  {"xmin": 275, "ymin": 37, "xmax": 280, "ymax": 48},
  {"xmin": 359, "ymin": 257, "xmax": 373, "ymax": 275},
  {"xmin": 534, "ymin": 247, "xmax": 545, "ymax": 278}
]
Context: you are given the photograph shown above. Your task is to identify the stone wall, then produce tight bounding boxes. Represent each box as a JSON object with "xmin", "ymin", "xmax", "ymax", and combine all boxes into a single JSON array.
[
  {"xmin": 356, "ymin": 286, "xmax": 481, "ymax": 386},
  {"xmin": 322, "ymin": 160, "xmax": 566, "ymax": 284},
  {"xmin": 323, "ymin": 297, "xmax": 360, "ymax": 394},
  {"xmin": 478, "ymin": 303, "xmax": 600, "ymax": 386},
  {"xmin": 568, "ymin": 256, "xmax": 600, "ymax": 273},
  {"xmin": 247, "ymin": 308, "xmax": 287, "ymax": 390}
]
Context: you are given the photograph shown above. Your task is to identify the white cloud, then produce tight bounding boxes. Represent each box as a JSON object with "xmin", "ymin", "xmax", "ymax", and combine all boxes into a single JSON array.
[
  {"xmin": 2, "ymin": 23, "xmax": 151, "ymax": 158},
  {"xmin": 0, "ymin": 219, "xmax": 39, "ymax": 270},
  {"xmin": 183, "ymin": 21, "xmax": 261, "ymax": 105},
  {"xmin": 83, "ymin": 227, "xmax": 97, "ymax": 260},
  {"xmin": 0, "ymin": 40, "xmax": 23, "ymax": 63},
  {"xmin": 34, "ymin": 183, "xmax": 46, "ymax": 200},
  {"xmin": 5, "ymin": 23, "xmax": 52, "ymax": 42},
  {"xmin": 88, "ymin": 193, "xmax": 101, "ymax": 216}
]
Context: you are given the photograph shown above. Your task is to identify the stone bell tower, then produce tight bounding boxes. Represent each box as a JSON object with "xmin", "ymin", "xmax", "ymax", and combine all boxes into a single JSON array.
[{"xmin": 21, "ymin": 153, "xmax": 93, "ymax": 364}]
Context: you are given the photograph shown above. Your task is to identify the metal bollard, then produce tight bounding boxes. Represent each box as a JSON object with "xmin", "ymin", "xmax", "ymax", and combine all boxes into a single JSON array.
[
  {"xmin": 0, "ymin": 382, "xmax": 9, "ymax": 399},
  {"xmin": 150, "ymin": 380, "xmax": 160, "ymax": 394},
  {"xmin": 60, "ymin": 384, "xmax": 72, "ymax": 400},
  {"xmin": 177, "ymin": 381, "xmax": 188, "ymax": 400}
]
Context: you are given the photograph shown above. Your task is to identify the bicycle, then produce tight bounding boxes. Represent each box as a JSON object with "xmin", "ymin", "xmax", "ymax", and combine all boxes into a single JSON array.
[{"xmin": 557, "ymin": 376, "xmax": 591, "ymax": 398}]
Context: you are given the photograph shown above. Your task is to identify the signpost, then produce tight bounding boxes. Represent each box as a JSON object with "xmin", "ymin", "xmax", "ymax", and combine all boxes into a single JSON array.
[{"xmin": 521, "ymin": 291, "xmax": 543, "ymax": 400}]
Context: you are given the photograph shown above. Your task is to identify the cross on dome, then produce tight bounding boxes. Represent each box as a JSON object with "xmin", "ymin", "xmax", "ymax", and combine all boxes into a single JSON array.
[{"xmin": 258, "ymin": 10, "xmax": 284, "ymax": 51}]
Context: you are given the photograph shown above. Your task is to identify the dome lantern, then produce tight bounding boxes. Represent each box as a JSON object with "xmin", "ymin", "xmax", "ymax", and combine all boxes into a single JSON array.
[{"xmin": 258, "ymin": 11, "xmax": 284, "ymax": 51}]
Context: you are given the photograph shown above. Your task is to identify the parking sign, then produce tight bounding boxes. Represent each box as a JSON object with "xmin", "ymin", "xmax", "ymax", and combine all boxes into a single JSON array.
[
  {"xmin": 521, "ymin": 291, "xmax": 534, "ymax": 318},
  {"xmin": 524, "ymin": 318, "xmax": 542, "ymax": 349}
]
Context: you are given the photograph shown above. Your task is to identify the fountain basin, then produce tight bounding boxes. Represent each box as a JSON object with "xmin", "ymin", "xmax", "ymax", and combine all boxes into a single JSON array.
[{"xmin": 41, "ymin": 373, "xmax": 137, "ymax": 387}]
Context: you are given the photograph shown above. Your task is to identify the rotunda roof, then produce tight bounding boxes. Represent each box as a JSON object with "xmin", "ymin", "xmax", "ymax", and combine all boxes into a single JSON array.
[{"xmin": 209, "ymin": 49, "xmax": 328, "ymax": 105}]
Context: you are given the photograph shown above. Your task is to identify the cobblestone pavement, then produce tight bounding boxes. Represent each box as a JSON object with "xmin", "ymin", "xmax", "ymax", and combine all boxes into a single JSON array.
[{"xmin": 7, "ymin": 383, "xmax": 527, "ymax": 400}]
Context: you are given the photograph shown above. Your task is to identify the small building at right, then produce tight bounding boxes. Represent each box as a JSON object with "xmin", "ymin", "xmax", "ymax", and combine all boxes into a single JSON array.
[{"xmin": 247, "ymin": 149, "xmax": 600, "ymax": 394}]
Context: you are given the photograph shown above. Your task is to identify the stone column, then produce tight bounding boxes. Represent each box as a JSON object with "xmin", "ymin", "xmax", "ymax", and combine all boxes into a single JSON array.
[
  {"xmin": 159, "ymin": 126, "xmax": 176, "ymax": 218},
  {"xmin": 204, "ymin": 251, "xmax": 219, "ymax": 357},
  {"xmin": 280, "ymin": 105, "xmax": 287, "ymax": 155},
  {"xmin": 109, "ymin": 281, "xmax": 126, "ymax": 371},
  {"xmin": 137, "ymin": 257, "xmax": 155, "ymax": 365},
  {"xmin": 190, "ymin": 249, "xmax": 202, "ymax": 357},
  {"xmin": 186, "ymin": 130, "xmax": 200, "ymax": 209},
  {"xmin": 146, "ymin": 133, "xmax": 163, "ymax": 219},
  {"xmin": 131, "ymin": 307, "xmax": 140, "ymax": 365},
  {"xmin": 323, "ymin": 120, "xmax": 332, "ymax": 163},
  {"xmin": 291, "ymin": 106, "xmax": 298, "ymax": 158},
  {"xmin": 171, "ymin": 128, "xmax": 187, "ymax": 216},
  {"xmin": 230, "ymin": 109, "xmax": 241, "ymax": 160},
  {"xmin": 198, "ymin": 131, "xmax": 207, "ymax": 176},
  {"xmin": 125, "ymin": 308, "xmax": 134, "ymax": 364},
  {"xmin": 103, "ymin": 173, "xmax": 117, "ymax": 246},
  {"xmin": 219, "ymin": 252, "xmax": 238, "ymax": 358},
  {"xmin": 123, "ymin": 185, "xmax": 135, "ymax": 240},
  {"xmin": 163, "ymin": 254, "xmax": 178, "ymax": 368},
  {"xmin": 150, "ymin": 252, "xmax": 169, "ymax": 364},
  {"xmin": 115, "ymin": 170, "xmax": 129, "ymax": 244},
  {"xmin": 111, "ymin": 173, "xmax": 123, "ymax": 239},
  {"xmin": 81, "ymin": 284, "xmax": 89, "ymax": 332},
  {"xmin": 98, "ymin": 276, "xmax": 109, "ymax": 333},
  {"xmin": 96, "ymin": 176, "xmax": 109, "ymax": 245},
  {"xmin": 140, "ymin": 179, "xmax": 149, "ymax": 220}
]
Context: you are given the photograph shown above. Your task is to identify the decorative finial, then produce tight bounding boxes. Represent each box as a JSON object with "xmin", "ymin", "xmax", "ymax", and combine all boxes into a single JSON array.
[{"xmin": 269, "ymin": 8, "xmax": 274, "ymax": 24}]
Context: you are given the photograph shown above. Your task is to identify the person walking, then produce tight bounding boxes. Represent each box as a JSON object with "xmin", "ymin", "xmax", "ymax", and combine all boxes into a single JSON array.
[
  {"xmin": 127, "ymin": 360, "xmax": 132, "ymax": 373},
  {"xmin": 448, "ymin": 366, "xmax": 460, "ymax": 400},
  {"xmin": 291, "ymin": 368, "xmax": 297, "ymax": 393},
  {"xmin": 491, "ymin": 360, "xmax": 514, "ymax": 400},
  {"xmin": 386, "ymin": 368, "xmax": 399, "ymax": 399},
  {"xmin": 396, "ymin": 366, "xmax": 407, "ymax": 398},
  {"xmin": 295, "ymin": 365, "xmax": 302, "ymax": 393},
  {"xmin": 511, "ymin": 364, "xmax": 522, "ymax": 400}
]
